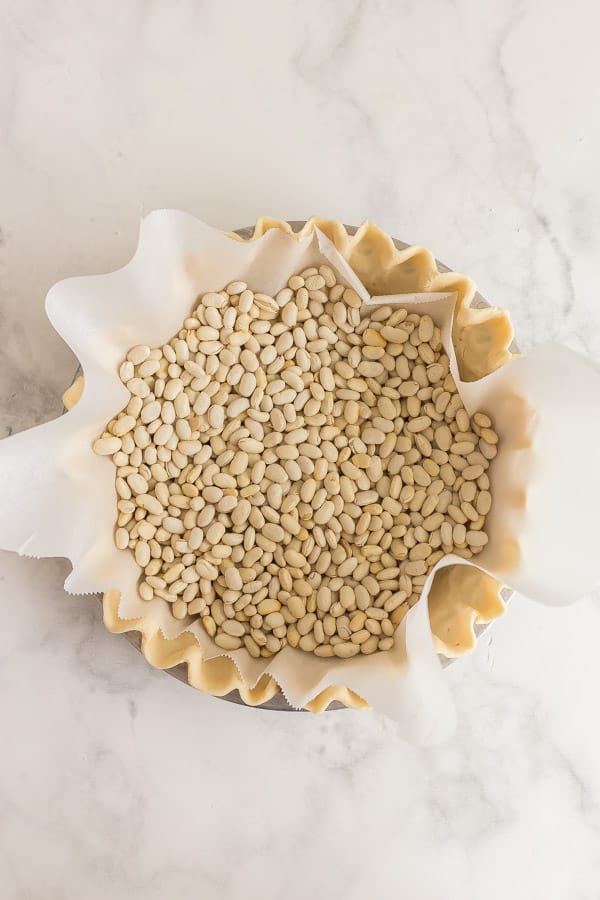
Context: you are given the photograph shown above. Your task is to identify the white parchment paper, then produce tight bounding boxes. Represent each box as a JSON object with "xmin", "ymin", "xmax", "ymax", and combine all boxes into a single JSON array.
[{"xmin": 1, "ymin": 210, "xmax": 598, "ymax": 744}]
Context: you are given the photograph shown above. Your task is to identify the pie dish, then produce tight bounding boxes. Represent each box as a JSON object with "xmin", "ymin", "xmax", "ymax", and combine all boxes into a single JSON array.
[{"xmin": 62, "ymin": 217, "xmax": 512, "ymax": 711}]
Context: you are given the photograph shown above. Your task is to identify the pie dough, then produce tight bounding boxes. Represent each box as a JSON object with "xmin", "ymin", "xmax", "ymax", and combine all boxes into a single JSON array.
[{"xmin": 64, "ymin": 218, "xmax": 510, "ymax": 709}]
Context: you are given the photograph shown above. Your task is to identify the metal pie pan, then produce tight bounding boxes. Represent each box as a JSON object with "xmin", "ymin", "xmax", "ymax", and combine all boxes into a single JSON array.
[{"xmin": 76, "ymin": 222, "xmax": 514, "ymax": 711}]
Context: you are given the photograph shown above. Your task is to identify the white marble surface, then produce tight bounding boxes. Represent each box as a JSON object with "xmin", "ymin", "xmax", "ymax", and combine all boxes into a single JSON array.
[{"xmin": 1, "ymin": 1, "xmax": 600, "ymax": 897}]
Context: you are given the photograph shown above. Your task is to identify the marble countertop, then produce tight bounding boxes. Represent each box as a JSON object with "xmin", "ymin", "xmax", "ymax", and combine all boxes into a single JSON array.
[{"xmin": 1, "ymin": 1, "xmax": 600, "ymax": 897}]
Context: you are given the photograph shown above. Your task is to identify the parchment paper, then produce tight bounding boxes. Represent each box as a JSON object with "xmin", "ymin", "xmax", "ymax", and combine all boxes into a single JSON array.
[{"xmin": 1, "ymin": 210, "xmax": 598, "ymax": 744}]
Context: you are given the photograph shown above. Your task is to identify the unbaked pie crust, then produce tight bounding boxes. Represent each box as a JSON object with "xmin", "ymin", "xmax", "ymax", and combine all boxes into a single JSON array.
[{"xmin": 64, "ymin": 218, "xmax": 511, "ymax": 710}]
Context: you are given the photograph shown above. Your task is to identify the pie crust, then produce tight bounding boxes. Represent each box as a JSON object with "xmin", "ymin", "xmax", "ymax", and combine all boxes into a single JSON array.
[{"xmin": 64, "ymin": 218, "xmax": 511, "ymax": 710}]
